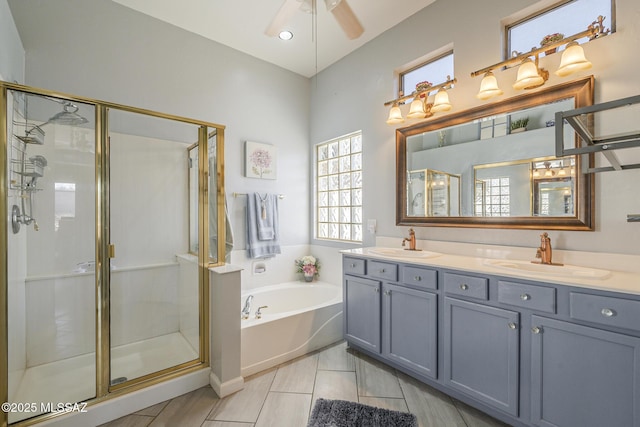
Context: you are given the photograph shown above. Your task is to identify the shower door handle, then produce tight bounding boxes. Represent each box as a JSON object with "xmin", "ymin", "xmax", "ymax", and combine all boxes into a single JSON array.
[{"xmin": 109, "ymin": 244, "xmax": 116, "ymax": 258}]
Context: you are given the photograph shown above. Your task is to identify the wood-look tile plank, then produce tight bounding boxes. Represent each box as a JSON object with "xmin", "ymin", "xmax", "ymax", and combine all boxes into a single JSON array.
[
  {"xmin": 208, "ymin": 369, "xmax": 276, "ymax": 423},
  {"xmin": 355, "ymin": 353, "xmax": 404, "ymax": 398},
  {"xmin": 135, "ymin": 400, "xmax": 169, "ymax": 417},
  {"xmin": 148, "ymin": 387, "xmax": 219, "ymax": 427},
  {"xmin": 453, "ymin": 399, "xmax": 512, "ymax": 427},
  {"xmin": 201, "ymin": 422, "xmax": 255, "ymax": 427},
  {"xmin": 317, "ymin": 341, "xmax": 355, "ymax": 372},
  {"xmin": 397, "ymin": 371, "xmax": 466, "ymax": 427},
  {"xmin": 270, "ymin": 354, "xmax": 318, "ymax": 393},
  {"xmin": 98, "ymin": 414, "xmax": 154, "ymax": 427},
  {"xmin": 358, "ymin": 397, "xmax": 410, "ymax": 413},
  {"xmin": 312, "ymin": 370, "xmax": 358, "ymax": 405},
  {"xmin": 255, "ymin": 392, "xmax": 312, "ymax": 427}
]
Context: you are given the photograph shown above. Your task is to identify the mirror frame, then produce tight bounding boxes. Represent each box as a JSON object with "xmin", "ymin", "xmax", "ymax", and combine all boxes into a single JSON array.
[{"xmin": 396, "ymin": 76, "xmax": 594, "ymax": 230}]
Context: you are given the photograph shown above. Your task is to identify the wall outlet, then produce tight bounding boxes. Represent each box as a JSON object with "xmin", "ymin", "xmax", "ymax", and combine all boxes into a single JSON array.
[{"xmin": 367, "ymin": 219, "xmax": 377, "ymax": 234}]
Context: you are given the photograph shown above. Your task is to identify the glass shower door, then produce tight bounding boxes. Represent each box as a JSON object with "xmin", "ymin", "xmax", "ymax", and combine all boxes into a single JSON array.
[
  {"xmin": 6, "ymin": 89, "xmax": 96, "ymax": 423},
  {"xmin": 108, "ymin": 108, "xmax": 201, "ymax": 386}
]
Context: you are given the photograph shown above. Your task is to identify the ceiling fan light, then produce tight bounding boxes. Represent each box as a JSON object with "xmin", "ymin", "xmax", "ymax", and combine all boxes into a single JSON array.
[
  {"xmin": 386, "ymin": 103, "xmax": 405, "ymax": 125},
  {"xmin": 299, "ymin": 0, "xmax": 314, "ymax": 14},
  {"xmin": 555, "ymin": 41, "xmax": 592, "ymax": 77},
  {"xmin": 431, "ymin": 88, "xmax": 452, "ymax": 113},
  {"xmin": 476, "ymin": 72, "xmax": 503, "ymax": 100},
  {"xmin": 324, "ymin": 0, "xmax": 343, "ymax": 12},
  {"xmin": 407, "ymin": 97, "xmax": 427, "ymax": 119},
  {"xmin": 513, "ymin": 58, "xmax": 544, "ymax": 90}
]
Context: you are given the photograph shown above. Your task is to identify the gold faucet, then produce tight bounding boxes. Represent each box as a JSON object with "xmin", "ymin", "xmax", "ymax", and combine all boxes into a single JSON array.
[
  {"xmin": 401, "ymin": 228, "xmax": 421, "ymax": 251},
  {"xmin": 532, "ymin": 232, "xmax": 563, "ymax": 266}
]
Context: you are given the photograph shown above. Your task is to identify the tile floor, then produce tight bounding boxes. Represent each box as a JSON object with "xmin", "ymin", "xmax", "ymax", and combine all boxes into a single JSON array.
[{"xmin": 100, "ymin": 341, "xmax": 511, "ymax": 427}]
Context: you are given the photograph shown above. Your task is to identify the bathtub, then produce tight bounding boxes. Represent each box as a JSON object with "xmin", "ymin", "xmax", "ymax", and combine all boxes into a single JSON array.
[{"xmin": 240, "ymin": 281, "xmax": 343, "ymax": 376}]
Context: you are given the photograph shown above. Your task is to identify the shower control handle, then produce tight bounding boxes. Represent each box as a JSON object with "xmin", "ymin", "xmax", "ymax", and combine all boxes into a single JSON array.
[{"xmin": 255, "ymin": 306, "xmax": 268, "ymax": 319}]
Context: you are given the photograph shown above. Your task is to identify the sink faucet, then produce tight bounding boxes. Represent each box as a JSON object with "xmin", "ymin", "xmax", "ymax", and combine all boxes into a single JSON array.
[
  {"xmin": 532, "ymin": 232, "xmax": 563, "ymax": 266},
  {"xmin": 401, "ymin": 228, "xmax": 421, "ymax": 251},
  {"xmin": 241, "ymin": 295, "xmax": 254, "ymax": 319}
]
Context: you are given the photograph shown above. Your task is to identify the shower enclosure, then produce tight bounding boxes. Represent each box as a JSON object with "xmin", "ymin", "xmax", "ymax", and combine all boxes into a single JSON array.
[{"xmin": 1, "ymin": 81, "xmax": 226, "ymax": 426}]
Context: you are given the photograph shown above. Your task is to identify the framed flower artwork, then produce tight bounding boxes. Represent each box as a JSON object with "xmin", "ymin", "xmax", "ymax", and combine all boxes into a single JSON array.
[{"xmin": 245, "ymin": 141, "xmax": 277, "ymax": 179}]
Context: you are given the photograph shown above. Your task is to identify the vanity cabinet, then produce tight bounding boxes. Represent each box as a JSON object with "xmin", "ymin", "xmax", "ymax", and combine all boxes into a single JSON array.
[
  {"xmin": 342, "ymin": 252, "xmax": 640, "ymax": 427},
  {"xmin": 444, "ymin": 297, "xmax": 520, "ymax": 417}
]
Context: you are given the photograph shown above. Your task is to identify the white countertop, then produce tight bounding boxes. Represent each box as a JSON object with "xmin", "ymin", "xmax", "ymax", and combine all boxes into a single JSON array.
[{"xmin": 341, "ymin": 246, "xmax": 640, "ymax": 296}]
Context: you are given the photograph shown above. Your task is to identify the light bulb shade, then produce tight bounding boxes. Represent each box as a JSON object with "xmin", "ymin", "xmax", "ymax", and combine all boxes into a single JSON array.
[
  {"xmin": 513, "ymin": 58, "xmax": 544, "ymax": 90},
  {"xmin": 407, "ymin": 97, "xmax": 427, "ymax": 119},
  {"xmin": 476, "ymin": 72, "xmax": 503, "ymax": 100},
  {"xmin": 431, "ymin": 88, "xmax": 452, "ymax": 113},
  {"xmin": 555, "ymin": 41, "xmax": 592, "ymax": 77},
  {"xmin": 386, "ymin": 104, "xmax": 404, "ymax": 125}
]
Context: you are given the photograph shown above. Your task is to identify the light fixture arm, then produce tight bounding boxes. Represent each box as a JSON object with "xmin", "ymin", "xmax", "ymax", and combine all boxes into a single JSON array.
[
  {"xmin": 384, "ymin": 76, "xmax": 457, "ymax": 106},
  {"xmin": 470, "ymin": 16, "xmax": 609, "ymax": 78}
]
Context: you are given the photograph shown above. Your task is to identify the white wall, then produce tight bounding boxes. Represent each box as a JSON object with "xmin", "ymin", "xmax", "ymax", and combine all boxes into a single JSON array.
[
  {"xmin": 0, "ymin": 0, "xmax": 24, "ymax": 83},
  {"xmin": 311, "ymin": 0, "xmax": 640, "ymax": 255}
]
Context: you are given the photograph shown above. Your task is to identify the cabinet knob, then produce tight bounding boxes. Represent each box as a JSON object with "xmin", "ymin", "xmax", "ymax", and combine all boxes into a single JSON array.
[
  {"xmin": 350, "ymin": 263, "xmax": 356, "ymax": 268},
  {"xmin": 414, "ymin": 276, "xmax": 422, "ymax": 281},
  {"xmin": 601, "ymin": 308, "xmax": 615, "ymax": 317},
  {"xmin": 520, "ymin": 294, "xmax": 531, "ymax": 301},
  {"xmin": 460, "ymin": 284, "xmax": 469, "ymax": 290},
  {"xmin": 374, "ymin": 287, "xmax": 380, "ymax": 293},
  {"xmin": 379, "ymin": 269, "xmax": 386, "ymax": 273},
  {"xmin": 384, "ymin": 290, "xmax": 392, "ymax": 296},
  {"xmin": 508, "ymin": 322, "xmax": 518, "ymax": 330},
  {"xmin": 531, "ymin": 326, "xmax": 542, "ymax": 334}
]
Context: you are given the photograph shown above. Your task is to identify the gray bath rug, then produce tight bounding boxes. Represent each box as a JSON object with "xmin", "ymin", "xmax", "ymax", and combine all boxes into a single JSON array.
[{"xmin": 307, "ymin": 398, "xmax": 418, "ymax": 427}]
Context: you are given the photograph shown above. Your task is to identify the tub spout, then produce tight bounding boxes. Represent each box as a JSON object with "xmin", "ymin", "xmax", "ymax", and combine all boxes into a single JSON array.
[{"xmin": 242, "ymin": 295, "xmax": 254, "ymax": 319}]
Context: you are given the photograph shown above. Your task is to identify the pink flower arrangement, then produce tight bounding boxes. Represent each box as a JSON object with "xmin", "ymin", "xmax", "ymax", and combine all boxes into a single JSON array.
[
  {"xmin": 295, "ymin": 255, "xmax": 321, "ymax": 277},
  {"xmin": 249, "ymin": 148, "xmax": 272, "ymax": 178}
]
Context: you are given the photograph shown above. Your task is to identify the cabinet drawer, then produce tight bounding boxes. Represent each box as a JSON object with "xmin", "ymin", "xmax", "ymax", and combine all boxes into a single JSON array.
[
  {"xmin": 498, "ymin": 281, "xmax": 556, "ymax": 313},
  {"xmin": 402, "ymin": 266, "xmax": 437, "ymax": 290},
  {"xmin": 570, "ymin": 293, "xmax": 640, "ymax": 332},
  {"xmin": 368, "ymin": 260, "xmax": 398, "ymax": 282},
  {"xmin": 444, "ymin": 272, "xmax": 488, "ymax": 300},
  {"xmin": 343, "ymin": 257, "xmax": 365, "ymax": 276}
]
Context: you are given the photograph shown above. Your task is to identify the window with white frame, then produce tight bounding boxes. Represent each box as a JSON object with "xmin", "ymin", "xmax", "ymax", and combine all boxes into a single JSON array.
[
  {"xmin": 399, "ymin": 51, "xmax": 454, "ymax": 97},
  {"xmin": 316, "ymin": 132, "xmax": 362, "ymax": 242},
  {"xmin": 507, "ymin": 0, "xmax": 613, "ymax": 58}
]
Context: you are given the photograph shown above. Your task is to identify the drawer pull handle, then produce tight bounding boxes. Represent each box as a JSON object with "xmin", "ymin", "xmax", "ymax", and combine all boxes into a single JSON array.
[
  {"xmin": 520, "ymin": 294, "xmax": 531, "ymax": 301},
  {"xmin": 531, "ymin": 326, "xmax": 542, "ymax": 334},
  {"xmin": 508, "ymin": 322, "xmax": 518, "ymax": 330},
  {"xmin": 414, "ymin": 276, "xmax": 422, "ymax": 281},
  {"xmin": 460, "ymin": 284, "xmax": 469, "ymax": 291},
  {"xmin": 601, "ymin": 308, "xmax": 615, "ymax": 317}
]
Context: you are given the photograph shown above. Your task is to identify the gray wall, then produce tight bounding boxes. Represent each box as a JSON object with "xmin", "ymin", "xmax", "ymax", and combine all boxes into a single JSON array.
[
  {"xmin": 311, "ymin": 0, "xmax": 640, "ymax": 255},
  {"xmin": 0, "ymin": 0, "xmax": 24, "ymax": 82},
  {"xmin": 7, "ymin": 0, "xmax": 311, "ymax": 250}
]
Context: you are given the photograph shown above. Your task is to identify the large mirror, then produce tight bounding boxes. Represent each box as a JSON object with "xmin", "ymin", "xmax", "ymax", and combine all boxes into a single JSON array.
[{"xmin": 397, "ymin": 76, "xmax": 594, "ymax": 230}]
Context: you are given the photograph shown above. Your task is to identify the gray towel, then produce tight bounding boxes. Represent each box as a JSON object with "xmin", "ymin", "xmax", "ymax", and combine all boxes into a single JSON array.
[{"xmin": 246, "ymin": 193, "xmax": 281, "ymax": 259}]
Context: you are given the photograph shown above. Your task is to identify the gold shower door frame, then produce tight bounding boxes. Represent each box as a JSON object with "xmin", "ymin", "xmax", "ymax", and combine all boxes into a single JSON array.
[{"xmin": 0, "ymin": 81, "xmax": 226, "ymax": 427}]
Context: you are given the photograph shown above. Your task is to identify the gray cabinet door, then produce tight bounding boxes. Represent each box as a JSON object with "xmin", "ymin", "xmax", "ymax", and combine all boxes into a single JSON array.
[
  {"xmin": 530, "ymin": 316, "xmax": 640, "ymax": 427},
  {"xmin": 383, "ymin": 283, "xmax": 437, "ymax": 379},
  {"xmin": 444, "ymin": 297, "xmax": 520, "ymax": 417},
  {"xmin": 344, "ymin": 276, "xmax": 381, "ymax": 353}
]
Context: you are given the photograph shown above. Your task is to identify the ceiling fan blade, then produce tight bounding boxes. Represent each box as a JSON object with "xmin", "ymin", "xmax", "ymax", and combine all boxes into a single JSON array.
[
  {"xmin": 265, "ymin": 0, "xmax": 300, "ymax": 37},
  {"xmin": 328, "ymin": 0, "xmax": 363, "ymax": 39}
]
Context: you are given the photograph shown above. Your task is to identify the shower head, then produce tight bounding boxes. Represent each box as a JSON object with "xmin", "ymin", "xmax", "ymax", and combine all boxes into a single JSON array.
[{"xmin": 45, "ymin": 102, "xmax": 88, "ymax": 126}]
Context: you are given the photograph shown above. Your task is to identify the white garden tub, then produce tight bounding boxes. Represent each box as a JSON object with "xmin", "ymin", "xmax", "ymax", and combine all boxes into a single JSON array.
[{"xmin": 240, "ymin": 281, "xmax": 343, "ymax": 376}]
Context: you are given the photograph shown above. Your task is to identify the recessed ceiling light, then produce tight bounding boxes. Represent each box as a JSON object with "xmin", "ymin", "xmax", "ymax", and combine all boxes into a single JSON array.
[{"xmin": 278, "ymin": 30, "xmax": 293, "ymax": 41}]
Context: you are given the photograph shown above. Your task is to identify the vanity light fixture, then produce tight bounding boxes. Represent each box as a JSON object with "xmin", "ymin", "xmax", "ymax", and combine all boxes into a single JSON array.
[
  {"xmin": 470, "ymin": 16, "xmax": 609, "ymax": 100},
  {"xmin": 384, "ymin": 76, "xmax": 457, "ymax": 125}
]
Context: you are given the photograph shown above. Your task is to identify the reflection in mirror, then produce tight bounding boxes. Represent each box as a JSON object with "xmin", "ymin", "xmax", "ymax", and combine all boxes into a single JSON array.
[{"xmin": 397, "ymin": 77, "xmax": 594, "ymax": 229}]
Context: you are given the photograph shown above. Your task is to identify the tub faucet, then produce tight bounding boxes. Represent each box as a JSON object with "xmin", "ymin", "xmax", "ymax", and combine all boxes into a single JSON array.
[
  {"xmin": 401, "ymin": 228, "xmax": 421, "ymax": 251},
  {"xmin": 241, "ymin": 295, "xmax": 254, "ymax": 319},
  {"xmin": 532, "ymin": 232, "xmax": 563, "ymax": 266},
  {"xmin": 255, "ymin": 306, "xmax": 268, "ymax": 319}
]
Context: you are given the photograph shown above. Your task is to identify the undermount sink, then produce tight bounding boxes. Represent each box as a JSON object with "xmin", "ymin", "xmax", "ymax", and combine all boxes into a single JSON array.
[
  {"xmin": 483, "ymin": 259, "xmax": 611, "ymax": 280},
  {"xmin": 368, "ymin": 248, "xmax": 442, "ymax": 259}
]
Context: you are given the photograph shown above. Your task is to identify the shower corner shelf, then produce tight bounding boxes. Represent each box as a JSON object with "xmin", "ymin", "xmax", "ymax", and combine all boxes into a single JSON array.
[{"xmin": 555, "ymin": 94, "xmax": 640, "ymax": 174}]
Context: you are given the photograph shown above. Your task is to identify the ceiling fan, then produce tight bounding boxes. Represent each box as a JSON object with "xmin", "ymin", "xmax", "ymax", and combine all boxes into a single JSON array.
[{"xmin": 265, "ymin": 0, "xmax": 364, "ymax": 40}]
